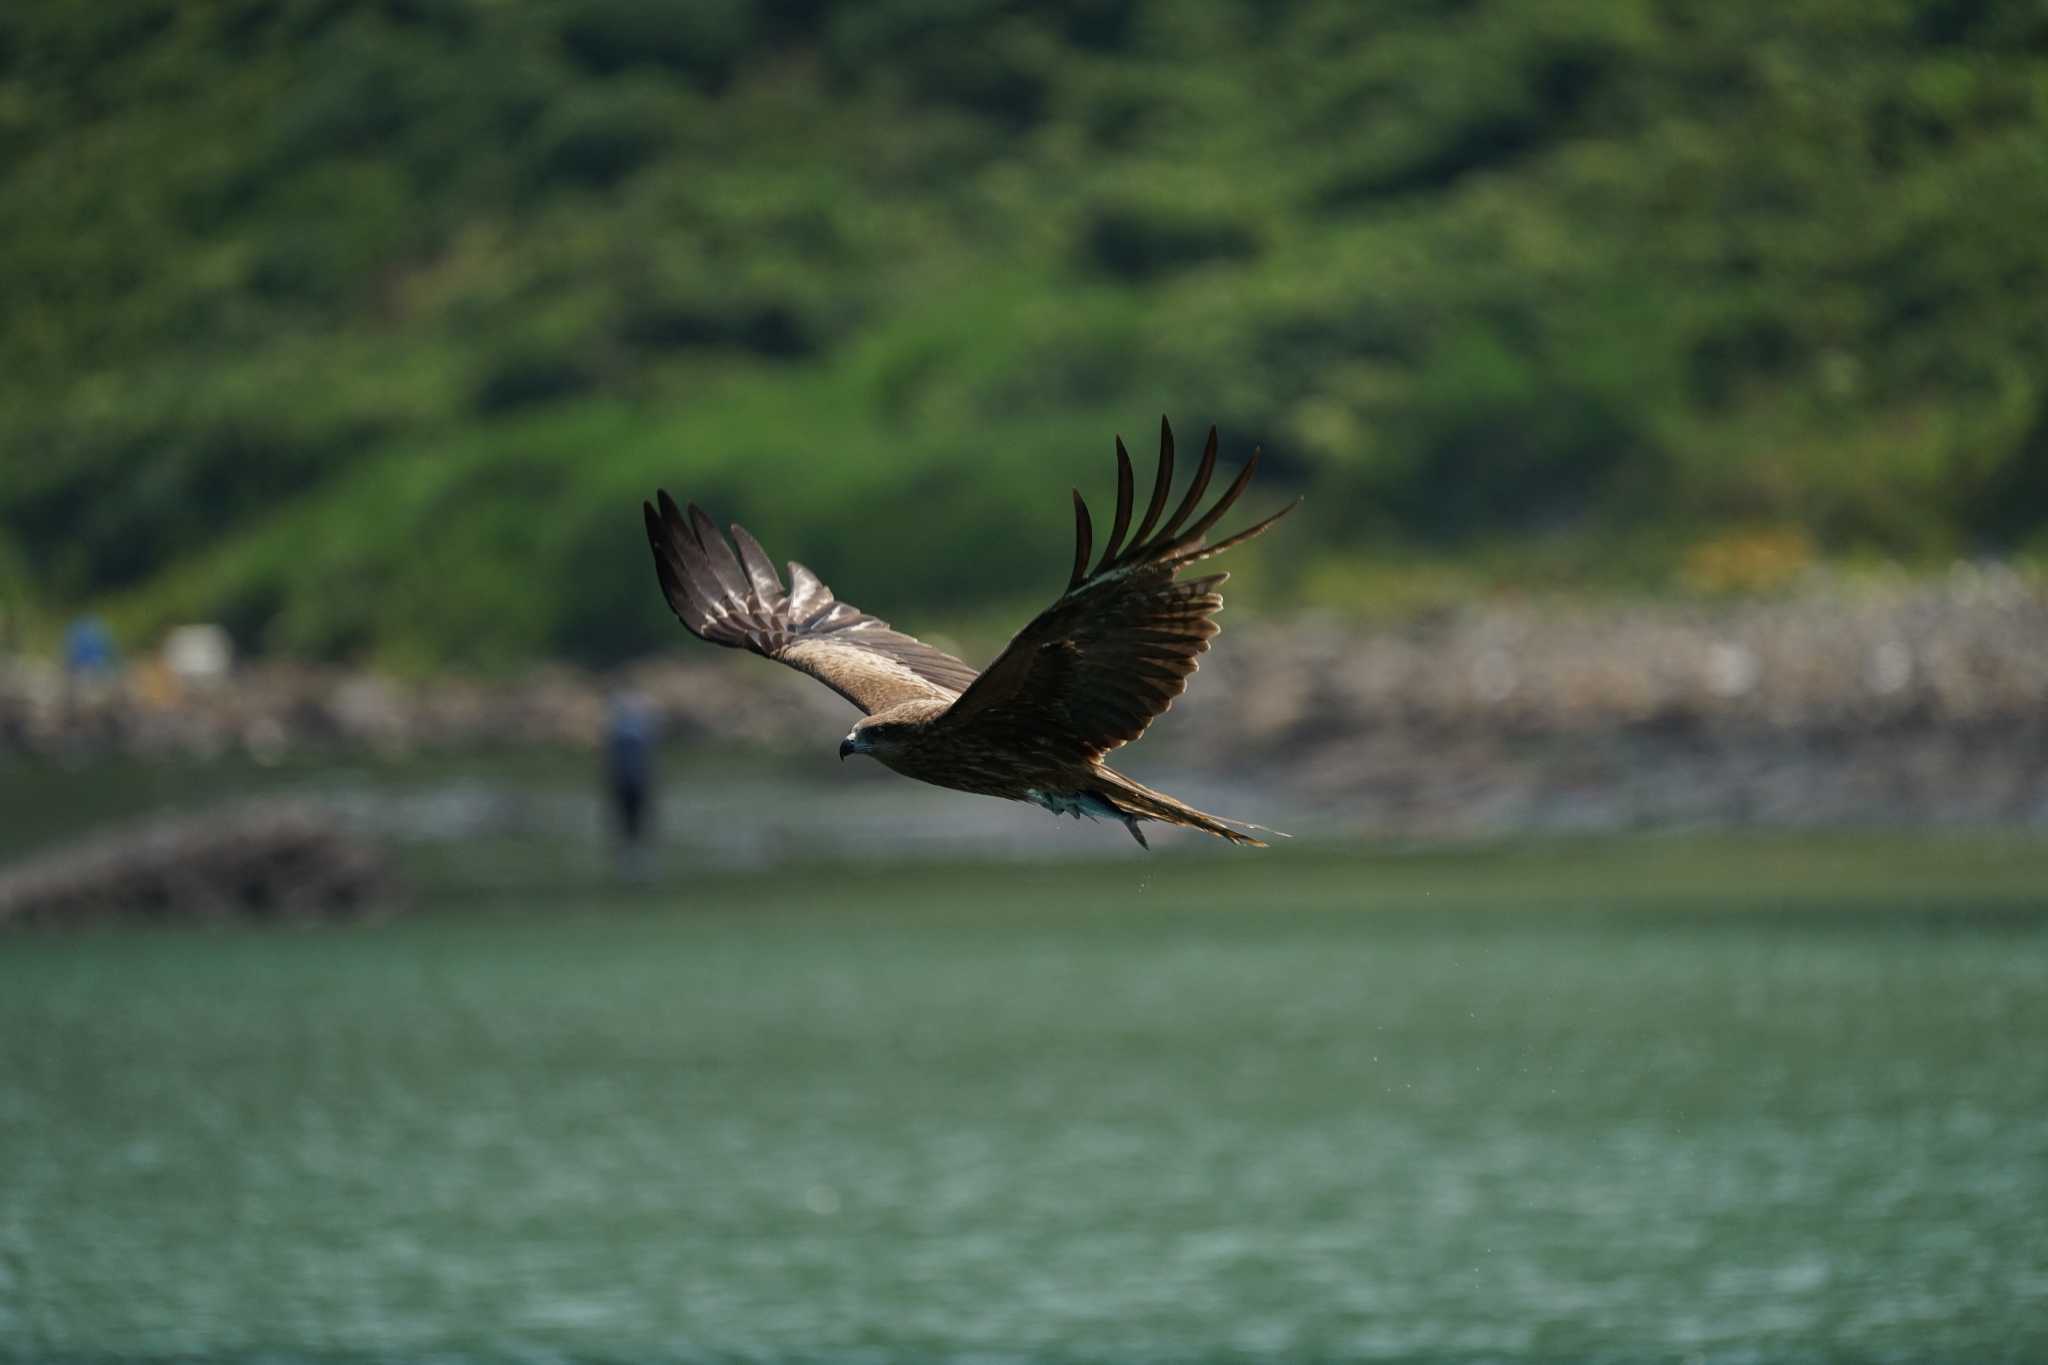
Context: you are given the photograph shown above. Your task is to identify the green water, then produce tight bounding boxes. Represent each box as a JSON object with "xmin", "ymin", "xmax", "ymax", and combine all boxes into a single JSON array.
[{"xmin": 4, "ymin": 848, "xmax": 2046, "ymax": 1363}]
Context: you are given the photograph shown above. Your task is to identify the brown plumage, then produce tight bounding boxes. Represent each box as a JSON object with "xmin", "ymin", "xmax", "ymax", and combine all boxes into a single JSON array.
[{"xmin": 643, "ymin": 417, "xmax": 1296, "ymax": 847}]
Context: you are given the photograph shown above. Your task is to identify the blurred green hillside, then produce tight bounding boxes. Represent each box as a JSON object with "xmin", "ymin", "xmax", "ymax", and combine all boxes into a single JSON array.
[{"xmin": 3, "ymin": 0, "xmax": 2046, "ymax": 667}]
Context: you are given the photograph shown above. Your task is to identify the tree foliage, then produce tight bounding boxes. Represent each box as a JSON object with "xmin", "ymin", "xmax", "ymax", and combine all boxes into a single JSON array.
[{"xmin": 2, "ymin": 0, "xmax": 2045, "ymax": 665}]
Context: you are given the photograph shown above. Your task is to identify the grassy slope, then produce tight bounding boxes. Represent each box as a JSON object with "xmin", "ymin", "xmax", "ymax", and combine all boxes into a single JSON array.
[{"xmin": 3, "ymin": 0, "xmax": 2046, "ymax": 666}]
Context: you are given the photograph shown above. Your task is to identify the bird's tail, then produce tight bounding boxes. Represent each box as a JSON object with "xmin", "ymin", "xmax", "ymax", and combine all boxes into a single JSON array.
[{"xmin": 1092, "ymin": 767, "xmax": 1279, "ymax": 849}]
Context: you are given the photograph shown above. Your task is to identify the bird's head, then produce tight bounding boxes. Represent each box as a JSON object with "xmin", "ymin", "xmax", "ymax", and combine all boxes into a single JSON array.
[{"xmin": 840, "ymin": 716, "xmax": 917, "ymax": 761}]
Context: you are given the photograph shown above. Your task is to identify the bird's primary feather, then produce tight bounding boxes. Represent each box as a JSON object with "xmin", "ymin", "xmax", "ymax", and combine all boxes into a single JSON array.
[{"xmin": 937, "ymin": 419, "xmax": 1298, "ymax": 762}]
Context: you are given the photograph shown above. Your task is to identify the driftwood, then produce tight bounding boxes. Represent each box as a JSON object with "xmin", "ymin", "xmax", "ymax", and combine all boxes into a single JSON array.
[{"xmin": 0, "ymin": 801, "xmax": 398, "ymax": 926}]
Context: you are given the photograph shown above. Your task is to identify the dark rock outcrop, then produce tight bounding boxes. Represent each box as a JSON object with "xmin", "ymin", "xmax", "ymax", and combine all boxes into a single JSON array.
[{"xmin": 0, "ymin": 801, "xmax": 397, "ymax": 926}]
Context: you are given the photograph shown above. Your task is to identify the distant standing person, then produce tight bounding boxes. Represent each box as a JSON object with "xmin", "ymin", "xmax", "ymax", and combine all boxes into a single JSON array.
[{"xmin": 605, "ymin": 691, "xmax": 657, "ymax": 874}]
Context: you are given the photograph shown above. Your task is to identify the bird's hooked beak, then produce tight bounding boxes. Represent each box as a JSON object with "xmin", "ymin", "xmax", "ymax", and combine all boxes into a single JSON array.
[{"xmin": 838, "ymin": 735, "xmax": 857, "ymax": 761}]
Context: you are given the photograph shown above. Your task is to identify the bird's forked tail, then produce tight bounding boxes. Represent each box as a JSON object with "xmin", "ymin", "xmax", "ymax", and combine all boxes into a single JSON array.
[{"xmin": 1091, "ymin": 767, "xmax": 1279, "ymax": 848}]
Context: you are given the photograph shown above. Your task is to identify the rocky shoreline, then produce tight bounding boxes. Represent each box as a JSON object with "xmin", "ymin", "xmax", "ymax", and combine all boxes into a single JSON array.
[{"xmin": 4, "ymin": 565, "xmax": 2044, "ymax": 837}]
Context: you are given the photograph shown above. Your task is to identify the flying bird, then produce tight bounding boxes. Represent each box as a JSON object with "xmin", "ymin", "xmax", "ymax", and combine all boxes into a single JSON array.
[{"xmin": 643, "ymin": 418, "xmax": 1295, "ymax": 847}]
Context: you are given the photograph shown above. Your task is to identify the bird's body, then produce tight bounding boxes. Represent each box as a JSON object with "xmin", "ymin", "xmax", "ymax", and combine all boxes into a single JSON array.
[
  {"xmin": 837, "ymin": 698, "xmax": 1248, "ymax": 847},
  {"xmin": 644, "ymin": 418, "xmax": 1294, "ymax": 847}
]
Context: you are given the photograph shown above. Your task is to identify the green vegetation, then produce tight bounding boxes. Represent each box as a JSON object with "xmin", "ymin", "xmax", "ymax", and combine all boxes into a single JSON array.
[{"xmin": 4, "ymin": 0, "xmax": 2046, "ymax": 666}]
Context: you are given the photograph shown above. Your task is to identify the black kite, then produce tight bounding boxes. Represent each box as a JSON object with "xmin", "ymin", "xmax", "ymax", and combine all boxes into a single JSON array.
[{"xmin": 643, "ymin": 418, "xmax": 1295, "ymax": 846}]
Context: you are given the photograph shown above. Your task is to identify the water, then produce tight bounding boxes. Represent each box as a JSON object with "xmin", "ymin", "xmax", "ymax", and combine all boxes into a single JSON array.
[
  {"xmin": 3, "ymin": 860, "xmax": 2046, "ymax": 1362},
  {"xmin": 0, "ymin": 748, "xmax": 1313, "ymax": 877}
]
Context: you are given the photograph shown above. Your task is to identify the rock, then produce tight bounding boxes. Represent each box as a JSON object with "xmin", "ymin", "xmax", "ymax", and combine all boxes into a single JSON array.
[{"xmin": 0, "ymin": 801, "xmax": 399, "ymax": 926}]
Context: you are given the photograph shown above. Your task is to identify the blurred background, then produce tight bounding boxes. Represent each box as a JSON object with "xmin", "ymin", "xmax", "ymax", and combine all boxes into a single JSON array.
[{"xmin": 2, "ymin": 1, "xmax": 2045, "ymax": 1361}]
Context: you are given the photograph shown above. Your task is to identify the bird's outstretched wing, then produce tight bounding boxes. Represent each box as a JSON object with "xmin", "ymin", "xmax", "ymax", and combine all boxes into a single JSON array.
[
  {"xmin": 644, "ymin": 492, "xmax": 979, "ymax": 715},
  {"xmin": 937, "ymin": 418, "xmax": 1295, "ymax": 761}
]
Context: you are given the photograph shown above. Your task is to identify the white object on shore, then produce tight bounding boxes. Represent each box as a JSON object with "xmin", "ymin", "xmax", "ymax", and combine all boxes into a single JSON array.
[
  {"xmin": 1704, "ymin": 641, "xmax": 1760, "ymax": 698},
  {"xmin": 163, "ymin": 624, "xmax": 234, "ymax": 685}
]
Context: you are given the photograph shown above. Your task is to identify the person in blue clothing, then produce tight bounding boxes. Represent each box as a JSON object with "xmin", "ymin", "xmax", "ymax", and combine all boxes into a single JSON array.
[{"xmin": 63, "ymin": 616, "xmax": 117, "ymax": 679}]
